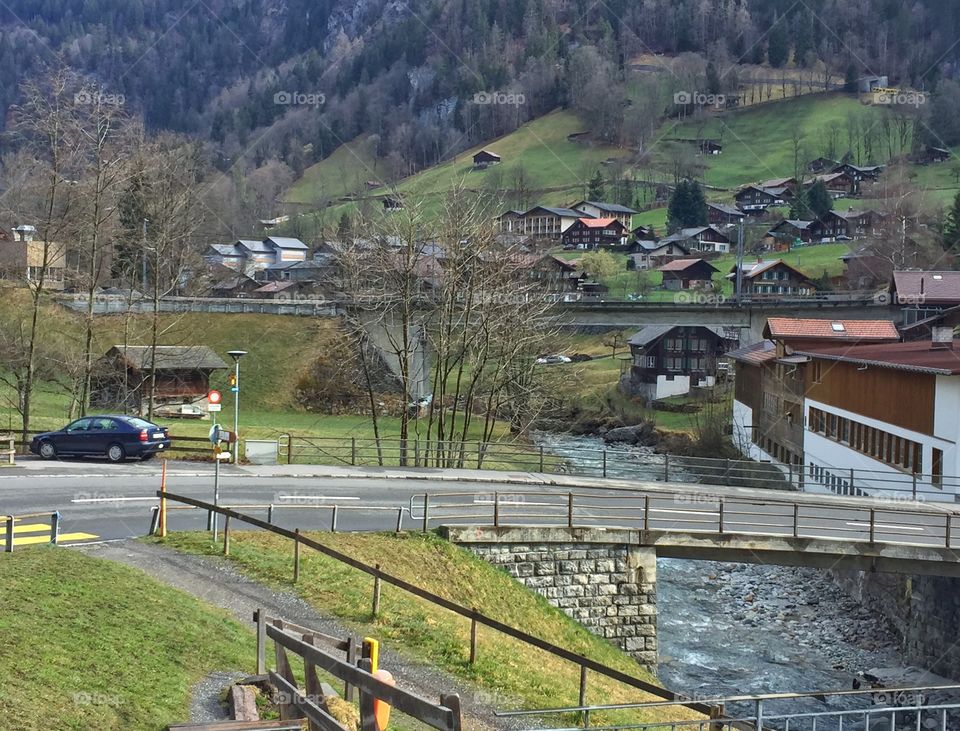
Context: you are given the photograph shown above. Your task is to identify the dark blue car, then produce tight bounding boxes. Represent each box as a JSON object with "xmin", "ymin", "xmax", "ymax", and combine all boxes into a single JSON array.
[{"xmin": 30, "ymin": 415, "xmax": 172, "ymax": 462}]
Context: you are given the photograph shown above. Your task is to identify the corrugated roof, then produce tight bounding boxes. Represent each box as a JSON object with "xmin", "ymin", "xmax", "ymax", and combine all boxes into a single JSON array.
[
  {"xmin": 576, "ymin": 200, "xmax": 639, "ymax": 214},
  {"xmin": 797, "ymin": 342, "xmax": 960, "ymax": 375},
  {"xmin": 725, "ymin": 340, "xmax": 777, "ymax": 365},
  {"xmin": 236, "ymin": 239, "xmax": 272, "ymax": 253},
  {"xmin": 265, "ymin": 236, "xmax": 309, "ymax": 250},
  {"xmin": 707, "ymin": 202, "xmax": 743, "ymax": 216},
  {"xmin": 765, "ymin": 317, "xmax": 899, "ymax": 341},
  {"xmin": 107, "ymin": 345, "xmax": 228, "ymax": 371}
]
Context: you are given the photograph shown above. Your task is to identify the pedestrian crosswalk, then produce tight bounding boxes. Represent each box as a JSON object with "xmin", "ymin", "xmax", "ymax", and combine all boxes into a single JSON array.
[{"xmin": 9, "ymin": 522, "xmax": 98, "ymax": 547}]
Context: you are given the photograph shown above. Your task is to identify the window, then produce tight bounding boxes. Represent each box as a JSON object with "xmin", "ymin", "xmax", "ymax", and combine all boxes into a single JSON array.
[
  {"xmin": 932, "ymin": 448, "xmax": 944, "ymax": 488},
  {"xmin": 645, "ymin": 356, "xmax": 656, "ymax": 368},
  {"xmin": 812, "ymin": 361, "xmax": 823, "ymax": 383}
]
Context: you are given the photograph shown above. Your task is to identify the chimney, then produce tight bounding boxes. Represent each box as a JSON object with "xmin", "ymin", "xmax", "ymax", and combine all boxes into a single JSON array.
[{"xmin": 932, "ymin": 326, "xmax": 954, "ymax": 350}]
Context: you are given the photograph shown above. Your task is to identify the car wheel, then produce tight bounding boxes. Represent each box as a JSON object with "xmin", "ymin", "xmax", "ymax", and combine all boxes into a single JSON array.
[
  {"xmin": 106, "ymin": 443, "xmax": 126, "ymax": 463},
  {"xmin": 38, "ymin": 441, "xmax": 57, "ymax": 460}
]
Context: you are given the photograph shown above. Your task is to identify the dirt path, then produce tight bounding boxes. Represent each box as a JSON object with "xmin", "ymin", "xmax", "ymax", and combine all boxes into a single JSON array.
[{"xmin": 78, "ymin": 540, "xmax": 523, "ymax": 731}]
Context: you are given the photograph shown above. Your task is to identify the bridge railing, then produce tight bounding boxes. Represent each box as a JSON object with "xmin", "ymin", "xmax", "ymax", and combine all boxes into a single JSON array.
[
  {"xmin": 410, "ymin": 488, "xmax": 960, "ymax": 550},
  {"xmin": 497, "ymin": 682, "xmax": 960, "ymax": 731},
  {"xmin": 278, "ymin": 435, "xmax": 960, "ymax": 501}
]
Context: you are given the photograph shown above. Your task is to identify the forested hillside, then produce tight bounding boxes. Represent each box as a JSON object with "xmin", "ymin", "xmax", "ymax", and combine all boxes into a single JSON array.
[{"xmin": 2, "ymin": 0, "xmax": 960, "ymax": 208}]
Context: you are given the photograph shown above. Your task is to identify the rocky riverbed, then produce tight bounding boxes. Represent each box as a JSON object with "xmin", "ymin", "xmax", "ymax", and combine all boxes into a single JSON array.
[{"xmin": 658, "ymin": 559, "xmax": 903, "ymax": 721}]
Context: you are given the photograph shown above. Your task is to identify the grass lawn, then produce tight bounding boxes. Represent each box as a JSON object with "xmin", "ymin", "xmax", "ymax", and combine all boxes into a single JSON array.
[
  {"xmin": 161, "ymin": 531, "xmax": 702, "ymax": 726},
  {"xmin": 0, "ymin": 547, "xmax": 253, "ymax": 730}
]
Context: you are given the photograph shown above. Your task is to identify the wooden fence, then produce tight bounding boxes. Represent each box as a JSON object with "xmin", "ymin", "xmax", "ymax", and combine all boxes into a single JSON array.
[
  {"xmin": 261, "ymin": 612, "xmax": 462, "ymax": 731},
  {"xmin": 159, "ymin": 491, "xmax": 716, "ymax": 718}
]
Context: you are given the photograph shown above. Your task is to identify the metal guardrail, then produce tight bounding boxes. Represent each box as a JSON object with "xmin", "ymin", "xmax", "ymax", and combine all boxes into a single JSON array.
[
  {"xmin": 409, "ymin": 489, "xmax": 960, "ymax": 552},
  {"xmin": 2, "ymin": 511, "xmax": 60, "ymax": 552},
  {"xmin": 156, "ymin": 491, "xmax": 716, "ymax": 717},
  {"xmin": 276, "ymin": 436, "xmax": 960, "ymax": 501},
  {"xmin": 498, "ymin": 683, "xmax": 960, "ymax": 730}
]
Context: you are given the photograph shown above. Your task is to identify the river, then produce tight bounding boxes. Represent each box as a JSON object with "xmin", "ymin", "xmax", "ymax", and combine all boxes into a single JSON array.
[{"xmin": 533, "ymin": 432, "xmax": 907, "ymax": 726}]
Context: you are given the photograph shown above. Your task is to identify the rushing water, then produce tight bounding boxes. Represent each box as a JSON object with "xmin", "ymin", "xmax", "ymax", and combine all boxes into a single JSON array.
[{"xmin": 532, "ymin": 432, "xmax": 909, "ymax": 726}]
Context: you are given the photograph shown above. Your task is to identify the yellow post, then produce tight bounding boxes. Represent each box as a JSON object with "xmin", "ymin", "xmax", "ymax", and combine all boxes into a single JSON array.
[
  {"xmin": 158, "ymin": 459, "xmax": 168, "ymax": 537},
  {"xmin": 362, "ymin": 637, "xmax": 379, "ymax": 672}
]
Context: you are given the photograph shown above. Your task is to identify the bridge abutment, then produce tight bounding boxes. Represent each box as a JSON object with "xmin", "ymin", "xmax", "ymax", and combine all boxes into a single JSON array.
[{"xmin": 445, "ymin": 526, "xmax": 658, "ymax": 669}]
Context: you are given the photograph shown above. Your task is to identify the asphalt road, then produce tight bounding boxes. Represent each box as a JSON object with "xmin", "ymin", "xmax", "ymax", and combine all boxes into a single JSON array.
[{"xmin": 3, "ymin": 457, "xmax": 960, "ymax": 553}]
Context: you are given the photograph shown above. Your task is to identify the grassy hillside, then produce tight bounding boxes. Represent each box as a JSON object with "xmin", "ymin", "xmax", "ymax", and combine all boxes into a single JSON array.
[
  {"xmin": 0, "ymin": 547, "xmax": 252, "ymax": 730},
  {"xmin": 287, "ymin": 92, "xmax": 959, "ymax": 236},
  {"xmin": 163, "ymin": 531, "xmax": 701, "ymax": 725},
  {"xmin": 286, "ymin": 135, "xmax": 385, "ymax": 206},
  {"xmin": 658, "ymin": 94, "xmax": 910, "ymax": 190}
]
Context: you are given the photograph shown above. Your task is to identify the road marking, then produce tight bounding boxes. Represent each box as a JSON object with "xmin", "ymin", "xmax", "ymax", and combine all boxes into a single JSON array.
[
  {"xmin": 474, "ymin": 498, "xmax": 559, "ymax": 506},
  {"xmin": 275, "ymin": 495, "xmax": 360, "ymax": 502},
  {"xmin": 846, "ymin": 521, "xmax": 925, "ymax": 532},
  {"xmin": 12, "ymin": 523, "xmax": 53, "ymax": 534},
  {"xmin": 12, "ymin": 530, "xmax": 99, "ymax": 546},
  {"xmin": 71, "ymin": 496, "xmax": 158, "ymax": 504}
]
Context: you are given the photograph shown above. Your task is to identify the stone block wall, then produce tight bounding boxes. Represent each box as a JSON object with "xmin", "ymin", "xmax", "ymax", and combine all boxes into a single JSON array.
[
  {"xmin": 834, "ymin": 570, "xmax": 960, "ymax": 677},
  {"xmin": 464, "ymin": 541, "xmax": 658, "ymax": 669}
]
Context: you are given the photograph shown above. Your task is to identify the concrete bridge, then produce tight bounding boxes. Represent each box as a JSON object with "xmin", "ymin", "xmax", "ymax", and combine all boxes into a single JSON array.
[{"xmin": 426, "ymin": 483, "xmax": 960, "ymax": 670}]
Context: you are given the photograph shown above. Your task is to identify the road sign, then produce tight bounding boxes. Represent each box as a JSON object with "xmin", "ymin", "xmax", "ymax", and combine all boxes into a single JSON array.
[
  {"xmin": 209, "ymin": 425, "xmax": 221, "ymax": 444},
  {"xmin": 208, "ymin": 390, "xmax": 222, "ymax": 404},
  {"xmin": 207, "ymin": 403, "xmax": 222, "ymax": 412}
]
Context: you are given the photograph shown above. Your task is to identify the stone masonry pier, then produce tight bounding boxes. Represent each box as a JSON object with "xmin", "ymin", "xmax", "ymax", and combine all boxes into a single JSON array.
[{"xmin": 443, "ymin": 526, "xmax": 658, "ymax": 669}]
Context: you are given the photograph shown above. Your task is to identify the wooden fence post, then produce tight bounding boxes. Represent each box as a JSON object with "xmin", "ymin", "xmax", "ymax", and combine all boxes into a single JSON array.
[
  {"xmin": 5, "ymin": 515, "xmax": 14, "ymax": 553},
  {"xmin": 422, "ymin": 494, "xmax": 430, "ymax": 532},
  {"xmin": 351, "ymin": 437, "xmax": 357, "ymax": 466},
  {"xmin": 287, "ymin": 434, "xmax": 293, "ymax": 465},
  {"xmin": 303, "ymin": 634, "xmax": 322, "ymax": 730},
  {"xmin": 223, "ymin": 515, "xmax": 231, "ymax": 556},
  {"xmin": 331, "ymin": 505, "xmax": 339, "ymax": 532},
  {"xmin": 344, "ymin": 637, "xmax": 357, "ymax": 701},
  {"xmin": 256, "ymin": 608, "xmax": 267, "ymax": 675},
  {"xmin": 469, "ymin": 610, "xmax": 478, "ymax": 664},
  {"xmin": 372, "ymin": 565, "xmax": 382, "ymax": 618},
  {"xmin": 579, "ymin": 665, "xmax": 589, "ymax": 725},
  {"xmin": 440, "ymin": 694, "xmax": 463, "ymax": 731},
  {"xmin": 359, "ymin": 657, "xmax": 377, "ymax": 731},
  {"xmin": 294, "ymin": 529, "xmax": 301, "ymax": 583}
]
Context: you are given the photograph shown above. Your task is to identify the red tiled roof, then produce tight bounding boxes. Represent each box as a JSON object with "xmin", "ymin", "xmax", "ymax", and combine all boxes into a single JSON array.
[
  {"xmin": 892, "ymin": 271, "xmax": 960, "ymax": 304},
  {"xmin": 764, "ymin": 317, "xmax": 899, "ymax": 341},
  {"xmin": 797, "ymin": 341, "xmax": 960, "ymax": 375},
  {"xmin": 578, "ymin": 217, "xmax": 619, "ymax": 228},
  {"xmin": 657, "ymin": 258, "xmax": 717, "ymax": 272}
]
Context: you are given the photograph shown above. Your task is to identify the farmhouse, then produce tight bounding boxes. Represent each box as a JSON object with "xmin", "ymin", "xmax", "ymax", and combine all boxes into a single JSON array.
[
  {"xmin": 728, "ymin": 259, "xmax": 815, "ymax": 296},
  {"xmin": 817, "ymin": 209, "xmax": 886, "ymax": 240},
  {"xmin": 473, "ymin": 149, "xmax": 501, "ymax": 168},
  {"xmin": 91, "ymin": 345, "xmax": 228, "ymax": 415},
  {"xmin": 806, "ymin": 171, "xmax": 857, "ymax": 198},
  {"xmin": 767, "ymin": 219, "xmax": 816, "ymax": 246},
  {"xmin": 0, "ymin": 224, "xmax": 67, "ymax": 290},
  {"xmin": 707, "ymin": 202, "xmax": 745, "ymax": 226},
  {"xmin": 660, "ymin": 225, "xmax": 732, "ymax": 254},
  {"xmin": 832, "ymin": 162, "xmax": 882, "ymax": 182},
  {"xmin": 561, "ymin": 218, "xmax": 629, "ymax": 249},
  {"xmin": 734, "ymin": 185, "xmax": 788, "ymax": 213},
  {"xmin": 657, "ymin": 258, "xmax": 719, "ymax": 290},
  {"xmin": 572, "ymin": 201, "xmax": 638, "ymax": 229},
  {"xmin": 808, "ymin": 157, "xmax": 840, "ymax": 173},
  {"xmin": 621, "ymin": 325, "xmax": 733, "ymax": 401},
  {"xmin": 627, "ymin": 241, "xmax": 690, "ymax": 270}
]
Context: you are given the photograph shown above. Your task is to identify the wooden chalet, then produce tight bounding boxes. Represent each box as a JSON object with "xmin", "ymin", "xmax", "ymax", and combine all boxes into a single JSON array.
[
  {"xmin": 473, "ymin": 149, "xmax": 502, "ymax": 168},
  {"xmin": 657, "ymin": 258, "xmax": 720, "ymax": 290},
  {"xmin": 728, "ymin": 259, "xmax": 816, "ymax": 296},
  {"xmin": 561, "ymin": 217, "xmax": 628, "ymax": 249}
]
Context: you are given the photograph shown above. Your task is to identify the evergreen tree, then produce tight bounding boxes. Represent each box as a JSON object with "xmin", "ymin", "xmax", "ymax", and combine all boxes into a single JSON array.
[
  {"xmin": 806, "ymin": 180, "xmax": 834, "ymax": 219},
  {"xmin": 943, "ymin": 191, "xmax": 960, "ymax": 251},
  {"xmin": 588, "ymin": 169, "xmax": 606, "ymax": 200},
  {"xmin": 337, "ymin": 213, "xmax": 352, "ymax": 240},
  {"xmin": 790, "ymin": 191, "xmax": 811, "ymax": 220},
  {"xmin": 706, "ymin": 62, "xmax": 721, "ymax": 95},
  {"xmin": 767, "ymin": 21, "xmax": 790, "ymax": 68},
  {"xmin": 844, "ymin": 62, "xmax": 860, "ymax": 93},
  {"xmin": 667, "ymin": 180, "xmax": 708, "ymax": 232}
]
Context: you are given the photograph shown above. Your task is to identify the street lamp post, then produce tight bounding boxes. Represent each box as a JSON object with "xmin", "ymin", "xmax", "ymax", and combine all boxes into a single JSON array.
[{"xmin": 227, "ymin": 351, "xmax": 247, "ymax": 464}]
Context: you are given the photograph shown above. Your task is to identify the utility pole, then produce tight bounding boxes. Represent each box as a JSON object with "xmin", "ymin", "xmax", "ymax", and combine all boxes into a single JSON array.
[
  {"xmin": 227, "ymin": 351, "xmax": 247, "ymax": 464},
  {"xmin": 735, "ymin": 217, "xmax": 745, "ymax": 304}
]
